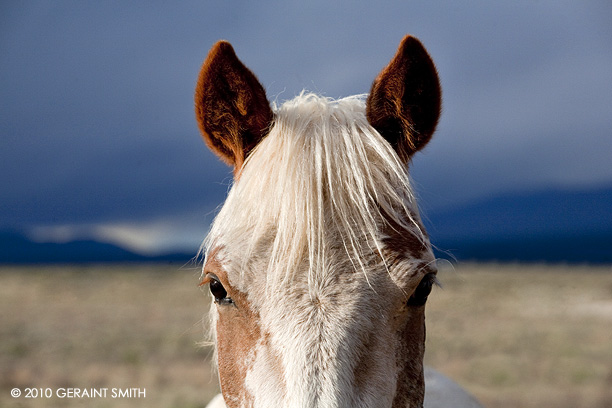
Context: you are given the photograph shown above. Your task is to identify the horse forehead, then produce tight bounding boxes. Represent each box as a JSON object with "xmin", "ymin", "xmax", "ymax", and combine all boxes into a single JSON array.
[
  {"xmin": 207, "ymin": 226, "xmax": 435, "ymax": 295},
  {"xmin": 209, "ymin": 246, "xmax": 426, "ymax": 312}
]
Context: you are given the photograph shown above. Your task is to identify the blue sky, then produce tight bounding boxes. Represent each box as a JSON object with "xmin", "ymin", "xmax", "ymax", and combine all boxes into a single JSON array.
[{"xmin": 1, "ymin": 1, "xmax": 611, "ymax": 254}]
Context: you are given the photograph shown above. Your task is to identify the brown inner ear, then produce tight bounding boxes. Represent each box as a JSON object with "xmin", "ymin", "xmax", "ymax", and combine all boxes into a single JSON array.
[
  {"xmin": 367, "ymin": 35, "xmax": 441, "ymax": 163},
  {"xmin": 195, "ymin": 41, "xmax": 273, "ymax": 170}
]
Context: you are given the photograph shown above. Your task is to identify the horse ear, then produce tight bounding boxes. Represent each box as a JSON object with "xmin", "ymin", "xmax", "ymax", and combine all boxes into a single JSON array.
[
  {"xmin": 195, "ymin": 41, "xmax": 273, "ymax": 170},
  {"xmin": 366, "ymin": 35, "xmax": 441, "ymax": 163}
]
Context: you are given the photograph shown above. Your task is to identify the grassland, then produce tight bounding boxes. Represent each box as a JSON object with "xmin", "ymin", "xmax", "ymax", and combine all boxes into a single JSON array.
[{"xmin": 1, "ymin": 263, "xmax": 611, "ymax": 407}]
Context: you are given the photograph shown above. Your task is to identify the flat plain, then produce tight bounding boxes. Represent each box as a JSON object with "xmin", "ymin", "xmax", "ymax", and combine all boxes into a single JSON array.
[{"xmin": 1, "ymin": 263, "xmax": 611, "ymax": 407}]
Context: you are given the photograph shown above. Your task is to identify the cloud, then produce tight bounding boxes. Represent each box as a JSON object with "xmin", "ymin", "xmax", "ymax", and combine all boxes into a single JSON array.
[
  {"xmin": 28, "ymin": 208, "xmax": 214, "ymax": 255},
  {"xmin": 2, "ymin": 1, "xmax": 611, "ymax": 251}
]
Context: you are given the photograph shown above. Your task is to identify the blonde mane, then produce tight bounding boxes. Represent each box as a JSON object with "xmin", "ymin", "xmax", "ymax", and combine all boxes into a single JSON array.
[{"xmin": 204, "ymin": 93, "xmax": 426, "ymax": 290}]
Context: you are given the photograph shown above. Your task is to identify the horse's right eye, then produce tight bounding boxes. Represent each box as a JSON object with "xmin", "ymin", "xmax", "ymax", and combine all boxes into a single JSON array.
[{"xmin": 209, "ymin": 275, "xmax": 233, "ymax": 305}]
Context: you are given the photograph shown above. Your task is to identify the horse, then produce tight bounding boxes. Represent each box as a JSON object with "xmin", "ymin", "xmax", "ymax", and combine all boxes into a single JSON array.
[{"xmin": 195, "ymin": 35, "xmax": 483, "ymax": 408}]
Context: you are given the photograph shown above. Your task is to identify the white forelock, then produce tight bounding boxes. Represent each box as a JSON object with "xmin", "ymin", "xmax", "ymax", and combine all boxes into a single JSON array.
[{"xmin": 204, "ymin": 93, "xmax": 426, "ymax": 291}]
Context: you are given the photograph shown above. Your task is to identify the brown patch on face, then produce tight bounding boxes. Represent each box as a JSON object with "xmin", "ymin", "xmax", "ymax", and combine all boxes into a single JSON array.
[
  {"xmin": 203, "ymin": 253, "xmax": 262, "ymax": 408},
  {"xmin": 392, "ymin": 308, "xmax": 426, "ymax": 408},
  {"xmin": 349, "ymin": 275, "xmax": 428, "ymax": 407},
  {"xmin": 379, "ymin": 210, "xmax": 432, "ymax": 406}
]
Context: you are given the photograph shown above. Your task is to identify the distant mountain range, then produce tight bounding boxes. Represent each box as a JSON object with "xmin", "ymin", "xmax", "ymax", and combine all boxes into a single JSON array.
[
  {"xmin": 425, "ymin": 186, "xmax": 612, "ymax": 264},
  {"xmin": 1, "ymin": 186, "xmax": 610, "ymax": 264},
  {"xmin": 0, "ymin": 230, "xmax": 195, "ymax": 265}
]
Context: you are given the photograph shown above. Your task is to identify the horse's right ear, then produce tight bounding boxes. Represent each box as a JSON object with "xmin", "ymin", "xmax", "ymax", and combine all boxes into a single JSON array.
[{"xmin": 195, "ymin": 41, "xmax": 273, "ymax": 171}]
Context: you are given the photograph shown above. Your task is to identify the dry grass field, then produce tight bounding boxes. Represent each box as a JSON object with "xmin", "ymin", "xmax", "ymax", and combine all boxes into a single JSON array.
[
  {"xmin": 425, "ymin": 263, "xmax": 612, "ymax": 408},
  {"xmin": 1, "ymin": 263, "xmax": 611, "ymax": 408}
]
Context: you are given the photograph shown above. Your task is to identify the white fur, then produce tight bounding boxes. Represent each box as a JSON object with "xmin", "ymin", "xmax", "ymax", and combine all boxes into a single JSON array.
[
  {"xmin": 205, "ymin": 369, "xmax": 483, "ymax": 408},
  {"xmin": 202, "ymin": 94, "xmax": 481, "ymax": 407}
]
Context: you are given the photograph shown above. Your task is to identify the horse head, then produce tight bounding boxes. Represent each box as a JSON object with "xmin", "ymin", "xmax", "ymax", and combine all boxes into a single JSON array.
[{"xmin": 195, "ymin": 35, "xmax": 443, "ymax": 408}]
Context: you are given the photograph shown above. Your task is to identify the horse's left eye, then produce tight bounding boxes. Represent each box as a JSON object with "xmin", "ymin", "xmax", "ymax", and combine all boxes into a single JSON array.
[
  {"xmin": 407, "ymin": 273, "xmax": 436, "ymax": 307},
  {"xmin": 209, "ymin": 275, "xmax": 233, "ymax": 305}
]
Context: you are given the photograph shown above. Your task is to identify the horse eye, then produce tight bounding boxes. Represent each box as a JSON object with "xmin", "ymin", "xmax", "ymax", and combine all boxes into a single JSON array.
[
  {"xmin": 407, "ymin": 273, "xmax": 436, "ymax": 307},
  {"xmin": 208, "ymin": 275, "xmax": 233, "ymax": 305}
]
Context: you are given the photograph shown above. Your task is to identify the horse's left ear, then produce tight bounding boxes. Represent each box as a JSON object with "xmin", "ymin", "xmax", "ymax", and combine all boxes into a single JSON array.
[
  {"xmin": 195, "ymin": 41, "xmax": 273, "ymax": 171},
  {"xmin": 367, "ymin": 35, "xmax": 441, "ymax": 163}
]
